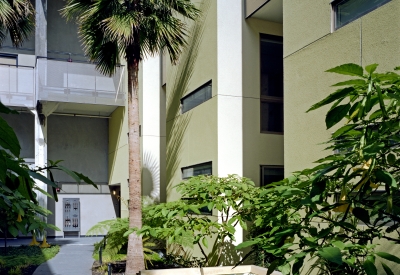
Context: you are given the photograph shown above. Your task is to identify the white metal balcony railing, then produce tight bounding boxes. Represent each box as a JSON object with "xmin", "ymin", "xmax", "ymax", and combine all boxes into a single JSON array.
[
  {"xmin": 0, "ymin": 64, "xmax": 35, "ymax": 108},
  {"xmin": 36, "ymin": 59, "xmax": 125, "ymax": 106}
]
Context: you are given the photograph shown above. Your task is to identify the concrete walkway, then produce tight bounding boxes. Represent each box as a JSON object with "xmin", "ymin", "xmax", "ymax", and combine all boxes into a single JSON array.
[{"xmin": 1, "ymin": 237, "xmax": 102, "ymax": 275}]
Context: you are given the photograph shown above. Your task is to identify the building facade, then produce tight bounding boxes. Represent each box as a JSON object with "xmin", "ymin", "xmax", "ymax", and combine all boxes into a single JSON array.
[
  {"xmin": 1, "ymin": 0, "xmax": 398, "ymax": 244},
  {"xmin": 0, "ymin": 0, "xmax": 125, "ymax": 237}
]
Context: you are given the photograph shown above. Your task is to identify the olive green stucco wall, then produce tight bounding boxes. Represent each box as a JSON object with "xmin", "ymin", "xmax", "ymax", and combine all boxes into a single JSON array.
[
  {"xmin": 165, "ymin": 0, "xmax": 218, "ymax": 202},
  {"xmin": 283, "ymin": 0, "xmax": 400, "ymax": 175},
  {"xmin": 109, "ymin": 106, "xmax": 129, "ymax": 218}
]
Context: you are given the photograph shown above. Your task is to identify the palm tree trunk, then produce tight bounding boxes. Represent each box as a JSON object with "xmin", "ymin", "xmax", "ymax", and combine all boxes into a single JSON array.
[{"xmin": 125, "ymin": 43, "xmax": 145, "ymax": 275}]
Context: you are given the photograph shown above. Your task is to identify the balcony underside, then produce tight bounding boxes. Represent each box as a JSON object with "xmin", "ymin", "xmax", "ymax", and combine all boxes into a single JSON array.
[{"xmin": 246, "ymin": 0, "xmax": 283, "ymax": 23}]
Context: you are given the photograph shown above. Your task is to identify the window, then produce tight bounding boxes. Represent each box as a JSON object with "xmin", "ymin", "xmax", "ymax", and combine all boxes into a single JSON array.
[
  {"xmin": 181, "ymin": 81, "xmax": 212, "ymax": 113},
  {"xmin": 0, "ymin": 53, "xmax": 17, "ymax": 66},
  {"xmin": 182, "ymin": 162, "xmax": 212, "ymax": 179},
  {"xmin": 260, "ymin": 166, "xmax": 284, "ymax": 187},
  {"xmin": 260, "ymin": 34, "xmax": 283, "ymax": 134},
  {"xmin": 332, "ymin": 0, "xmax": 391, "ymax": 30},
  {"xmin": 182, "ymin": 162, "xmax": 212, "ymax": 215}
]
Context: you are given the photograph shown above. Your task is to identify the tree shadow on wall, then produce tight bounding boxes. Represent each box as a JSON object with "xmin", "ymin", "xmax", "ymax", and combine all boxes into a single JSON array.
[{"xmin": 166, "ymin": 0, "xmax": 211, "ymax": 196}]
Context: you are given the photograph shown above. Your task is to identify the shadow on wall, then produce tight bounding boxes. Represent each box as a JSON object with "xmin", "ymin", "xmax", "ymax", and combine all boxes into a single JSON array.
[
  {"xmin": 142, "ymin": 151, "xmax": 160, "ymax": 201},
  {"xmin": 166, "ymin": 0, "xmax": 211, "ymax": 197},
  {"xmin": 208, "ymin": 240, "xmax": 245, "ymax": 266}
]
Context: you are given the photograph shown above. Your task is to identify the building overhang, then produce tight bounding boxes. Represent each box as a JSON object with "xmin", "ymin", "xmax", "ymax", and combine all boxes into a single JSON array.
[{"xmin": 245, "ymin": 0, "xmax": 283, "ymax": 24}]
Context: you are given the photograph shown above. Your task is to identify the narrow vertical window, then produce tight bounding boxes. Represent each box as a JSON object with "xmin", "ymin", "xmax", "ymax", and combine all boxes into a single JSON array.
[{"xmin": 260, "ymin": 34, "xmax": 283, "ymax": 134}]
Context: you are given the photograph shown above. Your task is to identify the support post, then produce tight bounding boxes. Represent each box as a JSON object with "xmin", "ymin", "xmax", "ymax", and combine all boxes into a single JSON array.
[{"xmin": 35, "ymin": 0, "xmax": 47, "ymax": 57}]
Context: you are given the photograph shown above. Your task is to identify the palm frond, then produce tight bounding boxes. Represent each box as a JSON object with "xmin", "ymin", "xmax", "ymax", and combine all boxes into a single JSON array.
[{"xmin": 0, "ymin": 0, "xmax": 34, "ymax": 47}]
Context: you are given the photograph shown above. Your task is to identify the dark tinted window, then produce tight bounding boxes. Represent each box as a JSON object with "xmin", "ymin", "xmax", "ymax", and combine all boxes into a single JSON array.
[
  {"xmin": 181, "ymin": 81, "xmax": 212, "ymax": 113},
  {"xmin": 260, "ymin": 34, "xmax": 283, "ymax": 133},
  {"xmin": 334, "ymin": 0, "xmax": 391, "ymax": 29},
  {"xmin": 261, "ymin": 166, "xmax": 284, "ymax": 187},
  {"xmin": 182, "ymin": 162, "xmax": 212, "ymax": 179}
]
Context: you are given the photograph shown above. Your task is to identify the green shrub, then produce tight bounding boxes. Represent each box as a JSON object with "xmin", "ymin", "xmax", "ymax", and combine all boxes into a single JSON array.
[{"xmin": 8, "ymin": 266, "xmax": 22, "ymax": 275}]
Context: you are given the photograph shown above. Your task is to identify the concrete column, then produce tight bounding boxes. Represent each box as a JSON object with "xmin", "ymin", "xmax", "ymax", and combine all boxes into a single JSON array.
[
  {"xmin": 140, "ymin": 55, "xmax": 164, "ymax": 202},
  {"xmin": 30, "ymin": 102, "xmax": 58, "ymax": 236},
  {"xmin": 217, "ymin": 0, "xmax": 244, "ymax": 178},
  {"xmin": 217, "ymin": 0, "xmax": 244, "ymax": 247},
  {"xmin": 35, "ymin": 0, "xmax": 47, "ymax": 57}
]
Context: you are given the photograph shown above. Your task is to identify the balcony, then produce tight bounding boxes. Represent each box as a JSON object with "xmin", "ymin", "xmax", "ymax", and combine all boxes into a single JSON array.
[
  {"xmin": 36, "ymin": 59, "xmax": 125, "ymax": 107},
  {"xmin": 0, "ymin": 64, "xmax": 35, "ymax": 108}
]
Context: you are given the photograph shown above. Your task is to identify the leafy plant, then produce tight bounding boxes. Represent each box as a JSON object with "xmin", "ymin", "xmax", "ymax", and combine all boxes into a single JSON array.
[
  {"xmin": 0, "ymin": 102, "xmax": 96, "ymax": 239},
  {"xmin": 88, "ymin": 218, "xmax": 161, "ymax": 268},
  {"xmin": 128, "ymin": 175, "xmax": 256, "ymax": 267},
  {"xmin": 237, "ymin": 64, "xmax": 400, "ymax": 275}
]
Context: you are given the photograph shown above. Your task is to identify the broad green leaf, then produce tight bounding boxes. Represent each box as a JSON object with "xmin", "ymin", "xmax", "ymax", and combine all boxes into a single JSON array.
[
  {"xmin": 202, "ymin": 237, "xmax": 208, "ymax": 248},
  {"xmin": 325, "ymin": 103, "xmax": 351, "ymax": 129},
  {"xmin": 0, "ymin": 102, "xmax": 18, "ymax": 114},
  {"xmin": 0, "ymin": 117, "xmax": 21, "ymax": 157},
  {"xmin": 235, "ymin": 240, "xmax": 258, "ymax": 250},
  {"xmin": 15, "ymin": 221, "xmax": 27, "ymax": 235},
  {"xmin": 365, "ymin": 64, "xmax": 378, "ymax": 74},
  {"xmin": 326, "ymin": 63, "xmax": 364, "ymax": 77},
  {"xmin": 267, "ymin": 260, "xmax": 280, "ymax": 275},
  {"xmin": 332, "ymin": 124, "xmax": 357, "ymax": 138},
  {"xmin": 376, "ymin": 85, "xmax": 387, "ymax": 118},
  {"xmin": 363, "ymin": 259, "xmax": 377, "ymax": 275},
  {"xmin": 375, "ymin": 170, "xmax": 397, "ymax": 188},
  {"xmin": 369, "ymin": 109, "xmax": 382, "ymax": 120},
  {"xmin": 46, "ymin": 223, "xmax": 61, "ymax": 231},
  {"xmin": 279, "ymin": 263, "xmax": 291, "ymax": 275},
  {"xmin": 74, "ymin": 171, "xmax": 97, "ymax": 189},
  {"xmin": 57, "ymin": 165, "xmax": 81, "ymax": 183},
  {"xmin": 332, "ymin": 241, "xmax": 346, "ymax": 250},
  {"xmin": 8, "ymin": 225, "xmax": 19, "ymax": 237},
  {"xmin": 385, "ymin": 93, "xmax": 400, "ymax": 101},
  {"xmin": 381, "ymin": 262, "xmax": 395, "ymax": 275},
  {"xmin": 310, "ymin": 181, "xmax": 326, "ymax": 202},
  {"xmin": 27, "ymin": 223, "xmax": 40, "ymax": 232},
  {"xmin": 0, "ymin": 154, "xmax": 6, "ymax": 183},
  {"xmin": 239, "ymin": 219, "xmax": 247, "ymax": 230},
  {"xmin": 331, "ymin": 79, "xmax": 366, "ymax": 86},
  {"xmin": 318, "ymin": 247, "xmax": 343, "ymax": 265},
  {"xmin": 352, "ymin": 207, "xmax": 370, "ymax": 224},
  {"xmin": 376, "ymin": 252, "xmax": 400, "ymax": 264},
  {"xmin": 363, "ymin": 142, "xmax": 385, "ymax": 156},
  {"xmin": 49, "ymin": 171, "xmax": 58, "ymax": 202},
  {"xmin": 28, "ymin": 171, "xmax": 58, "ymax": 188},
  {"xmin": 387, "ymin": 154, "xmax": 396, "ymax": 165},
  {"xmin": 292, "ymin": 256, "xmax": 305, "ymax": 275},
  {"xmin": 307, "ymin": 87, "xmax": 355, "ymax": 112}
]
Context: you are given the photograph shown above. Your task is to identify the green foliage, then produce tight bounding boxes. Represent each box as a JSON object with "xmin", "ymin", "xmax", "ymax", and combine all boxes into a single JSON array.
[
  {"xmin": 128, "ymin": 175, "xmax": 257, "ymax": 267},
  {"xmin": 238, "ymin": 64, "xmax": 400, "ymax": 274},
  {"xmin": 61, "ymin": 0, "xmax": 200, "ymax": 76},
  {"xmin": 88, "ymin": 217, "xmax": 161, "ymax": 267},
  {"xmin": 0, "ymin": 245, "xmax": 60, "ymax": 268},
  {"xmin": 0, "ymin": 102, "xmax": 96, "ymax": 237}
]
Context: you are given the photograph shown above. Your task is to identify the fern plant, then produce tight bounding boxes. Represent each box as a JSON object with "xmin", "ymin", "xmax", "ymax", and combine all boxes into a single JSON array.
[{"xmin": 87, "ymin": 218, "xmax": 161, "ymax": 267}]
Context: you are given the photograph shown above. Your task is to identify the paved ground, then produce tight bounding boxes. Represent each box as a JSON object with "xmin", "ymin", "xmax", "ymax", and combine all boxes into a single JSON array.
[{"xmin": 1, "ymin": 237, "xmax": 103, "ymax": 275}]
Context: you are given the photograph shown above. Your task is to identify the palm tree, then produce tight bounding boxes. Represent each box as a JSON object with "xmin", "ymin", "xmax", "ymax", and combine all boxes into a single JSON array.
[
  {"xmin": 0, "ymin": 0, "xmax": 34, "ymax": 47},
  {"xmin": 62, "ymin": 1, "xmax": 199, "ymax": 274}
]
